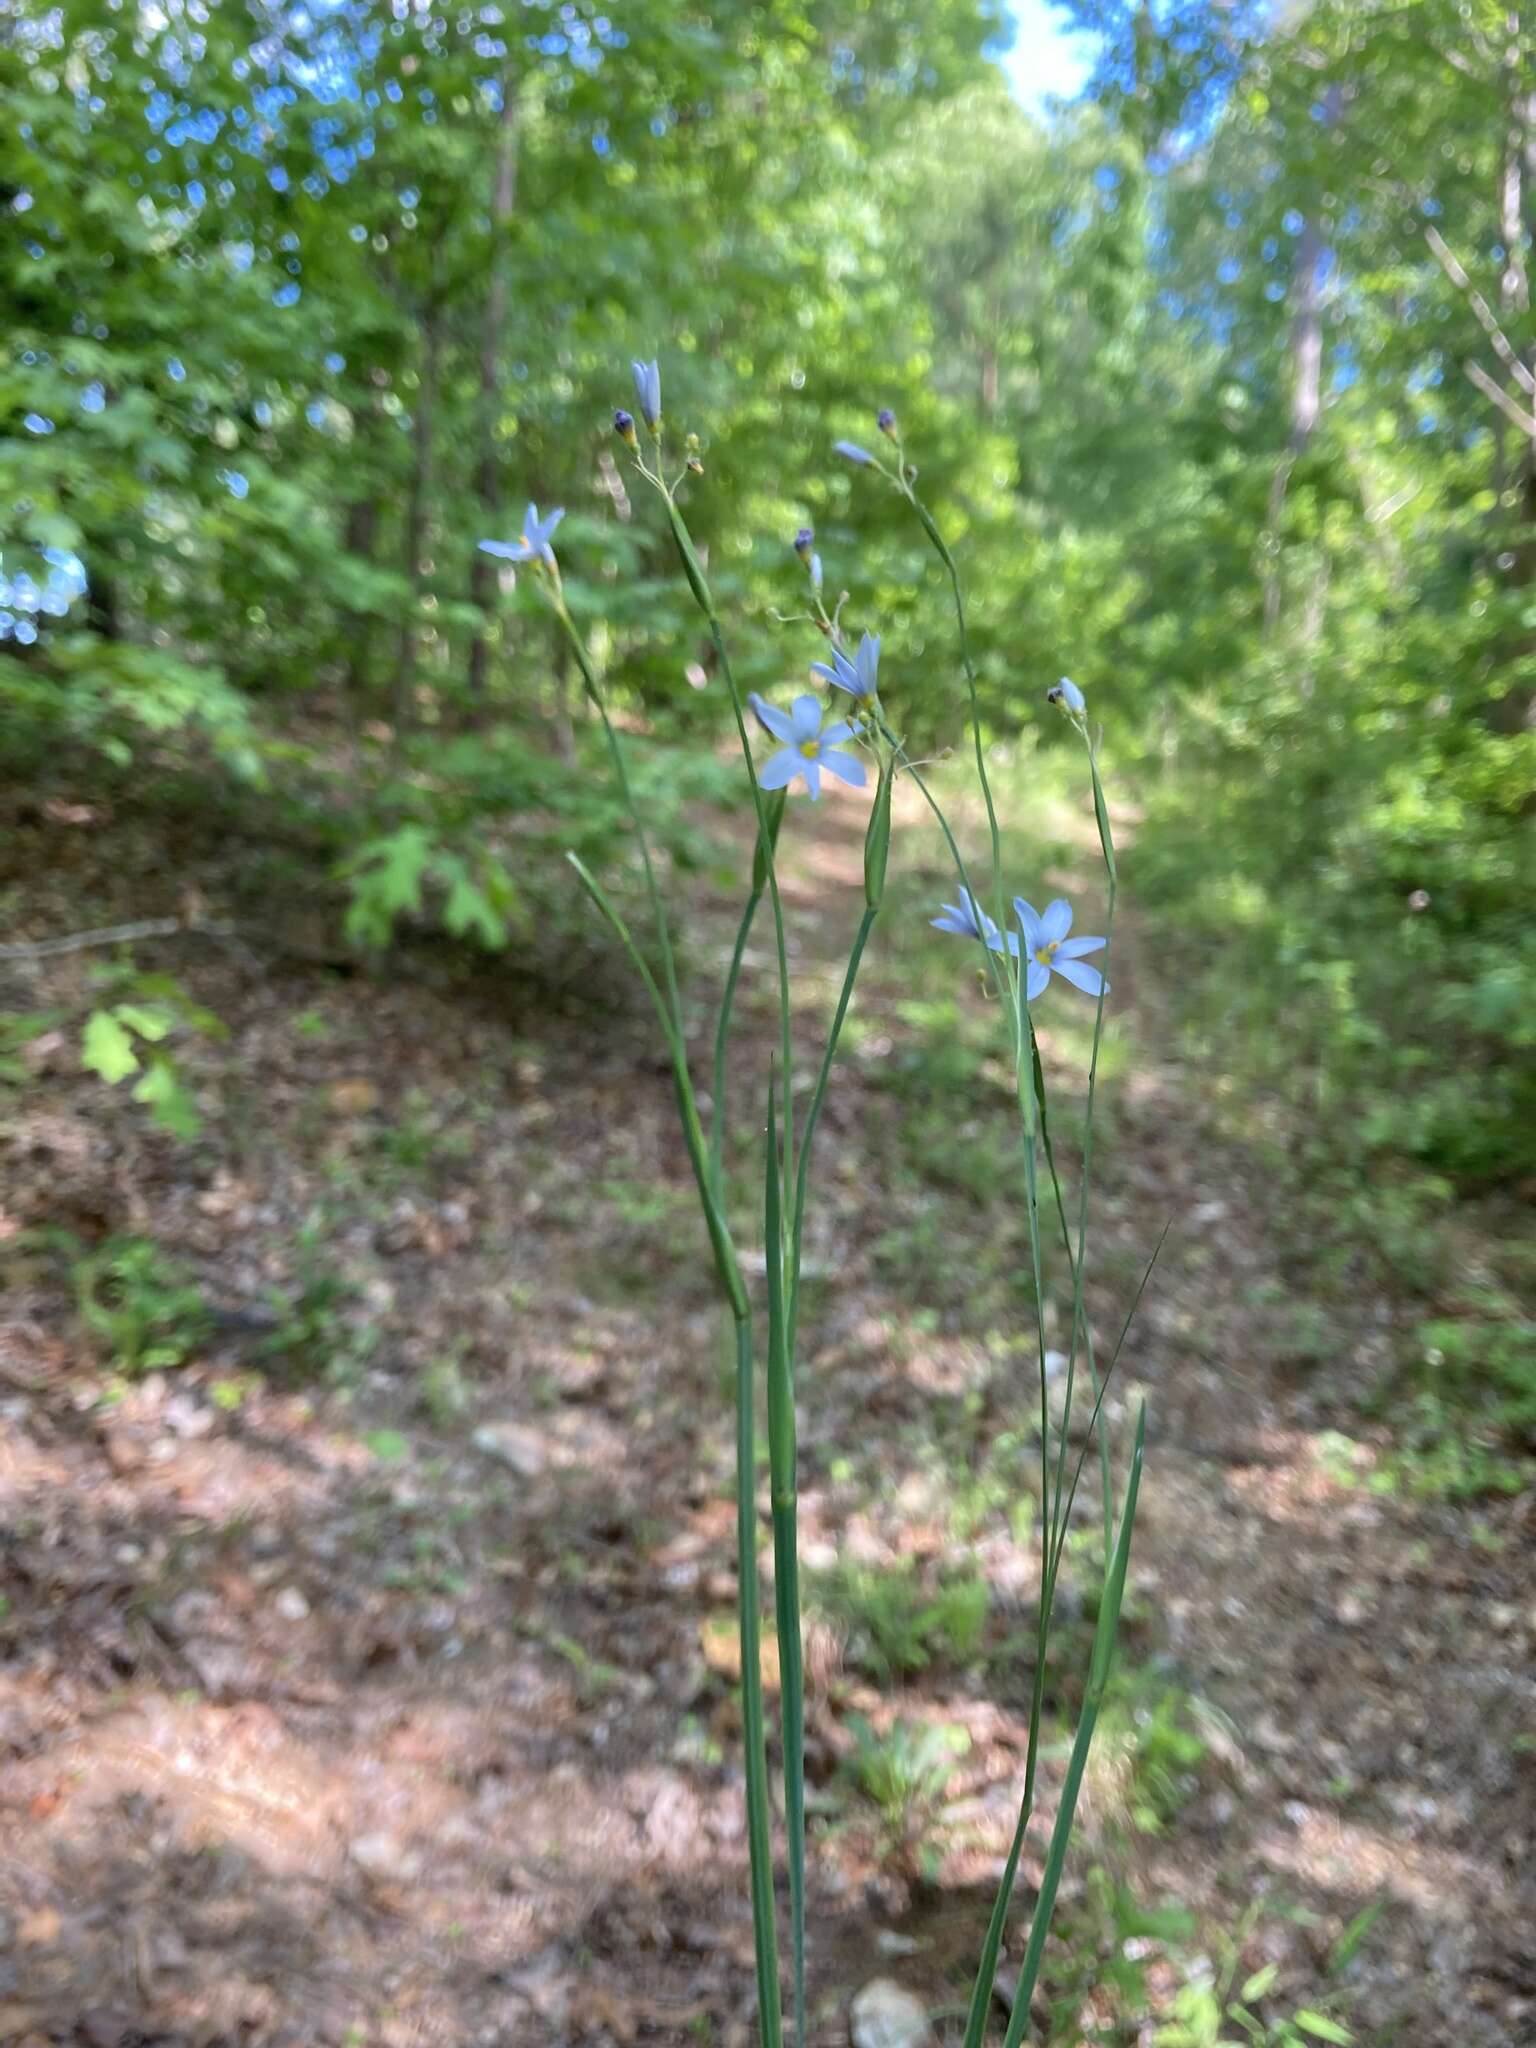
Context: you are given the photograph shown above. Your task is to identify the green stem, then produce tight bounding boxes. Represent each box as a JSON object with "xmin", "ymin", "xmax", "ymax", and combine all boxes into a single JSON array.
[
  {"xmin": 551, "ymin": 593, "xmax": 684, "ymax": 1038},
  {"xmin": 904, "ymin": 487, "xmax": 1008, "ymax": 951},
  {"xmin": 710, "ymin": 885, "xmax": 762, "ymax": 1199},
  {"xmin": 787, "ymin": 902, "xmax": 878, "ymax": 1356},
  {"xmin": 734, "ymin": 1311, "xmax": 785, "ymax": 2048},
  {"xmin": 1001, "ymin": 1410, "xmax": 1145, "ymax": 2047},
  {"xmin": 763, "ymin": 1075, "xmax": 805, "ymax": 2048},
  {"xmin": 661, "ymin": 494, "xmax": 797, "ymax": 1212}
]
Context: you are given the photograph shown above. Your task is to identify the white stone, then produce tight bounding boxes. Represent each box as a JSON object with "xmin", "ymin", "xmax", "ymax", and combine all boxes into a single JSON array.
[{"xmin": 850, "ymin": 1978, "xmax": 936, "ymax": 2048}]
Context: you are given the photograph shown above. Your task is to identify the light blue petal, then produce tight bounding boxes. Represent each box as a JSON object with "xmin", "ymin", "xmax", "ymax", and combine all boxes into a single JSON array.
[
  {"xmin": 833, "ymin": 440, "xmax": 875, "ymax": 465},
  {"xmin": 1057, "ymin": 935, "xmax": 1106, "ymax": 959},
  {"xmin": 819, "ymin": 748, "xmax": 866, "ymax": 788},
  {"xmin": 820, "ymin": 719, "xmax": 858, "ymax": 746},
  {"xmin": 931, "ymin": 911, "xmax": 969, "ymax": 936},
  {"xmin": 790, "ymin": 693, "xmax": 822, "ymax": 741},
  {"xmin": 856, "ymin": 632, "xmax": 880, "ymax": 692},
  {"xmin": 757, "ymin": 748, "xmax": 802, "ymax": 791},
  {"xmin": 1040, "ymin": 898, "xmax": 1073, "ymax": 944},
  {"xmin": 801, "ymin": 758, "xmax": 822, "ymax": 800},
  {"xmin": 1053, "ymin": 957, "xmax": 1107, "ymax": 998},
  {"xmin": 1026, "ymin": 959, "xmax": 1051, "ymax": 1002},
  {"xmin": 750, "ymin": 693, "xmax": 795, "ymax": 743},
  {"xmin": 479, "ymin": 539, "xmax": 527, "ymax": 560},
  {"xmin": 1057, "ymin": 676, "xmax": 1085, "ymax": 712},
  {"xmin": 1013, "ymin": 897, "xmax": 1042, "ymax": 953}
]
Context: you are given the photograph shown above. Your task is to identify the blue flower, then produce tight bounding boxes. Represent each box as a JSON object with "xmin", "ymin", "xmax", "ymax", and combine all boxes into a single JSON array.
[
  {"xmin": 931, "ymin": 889, "xmax": 1018, "ymax": 956},
  {"xmin": 834, "ymin": 439, "xmax": 876, "ymax": 466},
  {"xmin": 631, "ymin": 357, "xmax": 661, "ymax": 428},
  {"xmin": 1046, "ymin": 676, "xmax": 1085, "ymax": 713},
  {"xmin": 811, "ymin": 630, "xmax": 880, "ymax": 705},
  {"xmin": 809, "ymin": 552, "xmax": 824, "ymax": 595},
  {"xmin": 1014, "ymin": 897, "xmax": 1108, "ymax": 1001},
  {"xmin": 614, "ymin": 407, "xmax": 638, "ymax": 448},
  {"xmin": 479, "ymin": 503, "xmax": 564, "ymax": 568},
  {"xmin": 749, "ymin": 692, "xmax": 866, "ymax": 800}
]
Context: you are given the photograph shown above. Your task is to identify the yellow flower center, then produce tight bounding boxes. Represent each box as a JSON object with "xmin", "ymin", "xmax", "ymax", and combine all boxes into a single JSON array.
[
  {"xmin": 799, "ymin": 739, "xmax": 820, "ymax": 759},
  {"xmin": 1034, "ymin": 942, "xmax": 1059, "ymax": 966}
]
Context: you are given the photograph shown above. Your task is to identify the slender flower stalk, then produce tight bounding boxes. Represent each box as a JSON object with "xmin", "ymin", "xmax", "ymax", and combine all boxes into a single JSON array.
[{"xmin": 510, "ymin": 376, "xmax": 1145, "ymax": 2048}]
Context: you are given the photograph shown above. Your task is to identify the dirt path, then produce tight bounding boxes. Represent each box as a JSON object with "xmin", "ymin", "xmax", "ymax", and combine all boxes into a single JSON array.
[{"xmin": 0, "ymin": 775, "xmax": 1530, "ymax": 2046}]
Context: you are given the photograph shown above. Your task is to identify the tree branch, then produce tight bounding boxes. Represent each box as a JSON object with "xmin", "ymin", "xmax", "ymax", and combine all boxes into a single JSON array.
[
  {"xmin": 1425, "ymin": 224, "xmax": 1536, "ymax": 397},
  {"xmin": 1465, "ymin": 358, "xmax": 1536, "ymax": 436}
]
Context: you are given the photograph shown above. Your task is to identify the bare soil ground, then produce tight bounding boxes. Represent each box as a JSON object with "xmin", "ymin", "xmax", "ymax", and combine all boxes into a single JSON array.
[{"xmin": 0, "ymin": 773, "xmax": 1531, "ymax": 2047}]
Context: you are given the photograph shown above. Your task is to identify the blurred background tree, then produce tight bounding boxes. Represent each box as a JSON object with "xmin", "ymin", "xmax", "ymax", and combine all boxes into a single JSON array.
[{"xmin": 2, "ymin": 0, "xmax": 1532, "ymax": 1461}]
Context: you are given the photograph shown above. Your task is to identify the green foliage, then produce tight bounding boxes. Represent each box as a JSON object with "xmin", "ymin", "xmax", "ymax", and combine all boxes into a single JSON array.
[
  {"xmin": 841, "ymin": 1714, "xmax": 969, "ymax": 1845},
  {"xmin": 258, "ymin": 1213, "xmax": 377, "ymax": 1384},
  {"xmin": 811, "ymin": 1555, "xmax": 989, "ymax": 1680},
  {"xmin": 76, "ymin": 966, "xmax": 225, "ymax": 1138},
  {"xmin": 72, "ymin": 1235, "xmax": 211, "ymax": 1377}
]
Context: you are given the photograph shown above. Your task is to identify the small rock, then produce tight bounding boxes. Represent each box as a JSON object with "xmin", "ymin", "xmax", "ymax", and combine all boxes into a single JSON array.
[
  {"xmin": 274, "ymin": 1586, "xmax": 311, "ymax": 1622},
  {"xmin": 874, "ymin": 1931, "xmax": 922, "ymax": 1958},
  {"xmin": 849, "ymin": 1978, "xmax": 935, "ymax": 2048},
  {"xmin": 350, "ymin": 1831, "xmax": 421, "ymax": 1883},
  {"xmin": 164, "ymin": 1393, "xmax": 214, "ymax": 1439},
  {"xmin": 472, "ymin": 1422, "xmax": 547, "ymax": 1477}
]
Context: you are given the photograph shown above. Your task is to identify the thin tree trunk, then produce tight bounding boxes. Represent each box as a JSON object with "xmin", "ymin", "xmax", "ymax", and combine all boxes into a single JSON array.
[
  {"xmin": 1491, "ymin": 43, "xmax": 1536, "ymax": 734},
  {"xmin": 343, "ymin": 491, "xmax": 378, "ymax": 697},
  {"xmin": 467, "ymin": 68, "xmax": 520, "ymax": 703},
  {"xmin": 393, "ymin": 309, "xmax": 441, "ymax": 739}
]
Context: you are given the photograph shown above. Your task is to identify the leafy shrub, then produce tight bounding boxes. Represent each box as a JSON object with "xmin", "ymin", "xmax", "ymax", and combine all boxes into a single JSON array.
[
  {"xmin": 812, "ymin": 1555, "xmax": 989, "ymax": 1680},
  {"xmin": 72, "ymin": 1235, "xmax": 210, "ymax": 1376}
]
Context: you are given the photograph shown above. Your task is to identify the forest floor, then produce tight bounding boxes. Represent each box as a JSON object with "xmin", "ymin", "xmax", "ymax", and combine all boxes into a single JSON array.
[{"xmin": 0, "ymin": 765, "xmax": 1532, "ymax": 2048}]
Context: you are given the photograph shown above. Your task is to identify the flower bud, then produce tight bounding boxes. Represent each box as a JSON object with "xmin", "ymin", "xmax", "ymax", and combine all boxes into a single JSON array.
[
  {"xmin": 793, "ymin": 526, "xmax": 814, "ymax": 560},
  {"xmin": 1046, "ymin": 676, "xmax": 1086, "ymax": 713},
  {"xmin": 877, "ymin": 407, "xmax": 896, "ymax": 438},
  {"xmin": 863, "ymin": 758, "xmax": 894, "ymax": 909},
  {"xmin": 833, "ymin": 440, "xmax": 875, "ymax": 466},
  {"xmin": 686, "ymin": 453, "xmax": 704, "ymax": 475},
  {"xmin": 614, "ymin": 407, "xmax": 638, "ymax": 448},
  {"xmin": 809, "ymin": 552, "xmax": 823, "ymax": 595}
]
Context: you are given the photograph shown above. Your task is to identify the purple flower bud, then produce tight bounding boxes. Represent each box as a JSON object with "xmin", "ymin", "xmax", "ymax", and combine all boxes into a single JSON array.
[
  {"xmin": 877, "ymin": 407, "xmax": 896, "ymax": 436},
  {"xmin": 614, "ymin": 407, "xmax": 637, "ymax": 447},
  {"xmin": 793, "ymin": 527, "xmax": 814, "ymax": 558}
]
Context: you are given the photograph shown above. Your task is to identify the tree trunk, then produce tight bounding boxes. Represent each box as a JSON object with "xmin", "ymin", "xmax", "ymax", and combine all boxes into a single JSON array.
[
  {"xmin": 343, "ymin": 492, "xmax": 378, "ymax": 698},
  {"xmin": 393, "ymin": 309, "xmax": 441, "ymax": 740},
  {"xmin": 467, "ymin": 68, "xmax": 520, "ymax": 703}
]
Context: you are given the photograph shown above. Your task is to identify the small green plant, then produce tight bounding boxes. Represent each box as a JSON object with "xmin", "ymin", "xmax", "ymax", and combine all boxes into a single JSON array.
[
  {"xmin": 79, "ymin": 965, "xmax": 226, "ymax": 1137},
  {"xmin": 843, "ymin": 1714, "xmax": 968, "ymax": 1849},
  {"xmin": 259, "ymin": 1214, "xmax": 377, "ymax": 1382},
  {"xmin": 73, "ymin": 1234, "xmax": 211, "ymax": 1375},
  {"xmin": 1154, "ymin": 1902, "xmax": 1372, "ymax": 2048},
  {"xmin": 1095, "ymin": 1677, "xmax": 1212, "ymax": 1834},
  {"xmin": 812, "ymin": 1554, "xmax": 989, "ymax": 1680},
  {"xmin": 417, "ymin": 1348, "xmax": 470, "ymax": 1427}
]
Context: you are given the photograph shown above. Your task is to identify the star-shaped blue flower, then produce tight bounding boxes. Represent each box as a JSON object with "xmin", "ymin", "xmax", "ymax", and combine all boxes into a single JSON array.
[
  {"xmin": 931, "ymin": 889, "xmax": 1018, "ymax": 956},
  {"xmin": 631, "ymin": 358, "xmax": 661, "ymax": 428},
  {"xmin": 749, "ymin": 693, "xmax": 865, "ymax": 800},
  {"xmin": 479, "ymin": 504, "xmax": 564, "ymax": 568},
  {"xmin": 811, "ymin": 631, "xmax": 880, "ymax": 705},
  {"xmin": 1014, "ymin": 897, "xmax": 1108, "ymax": 1001}
]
